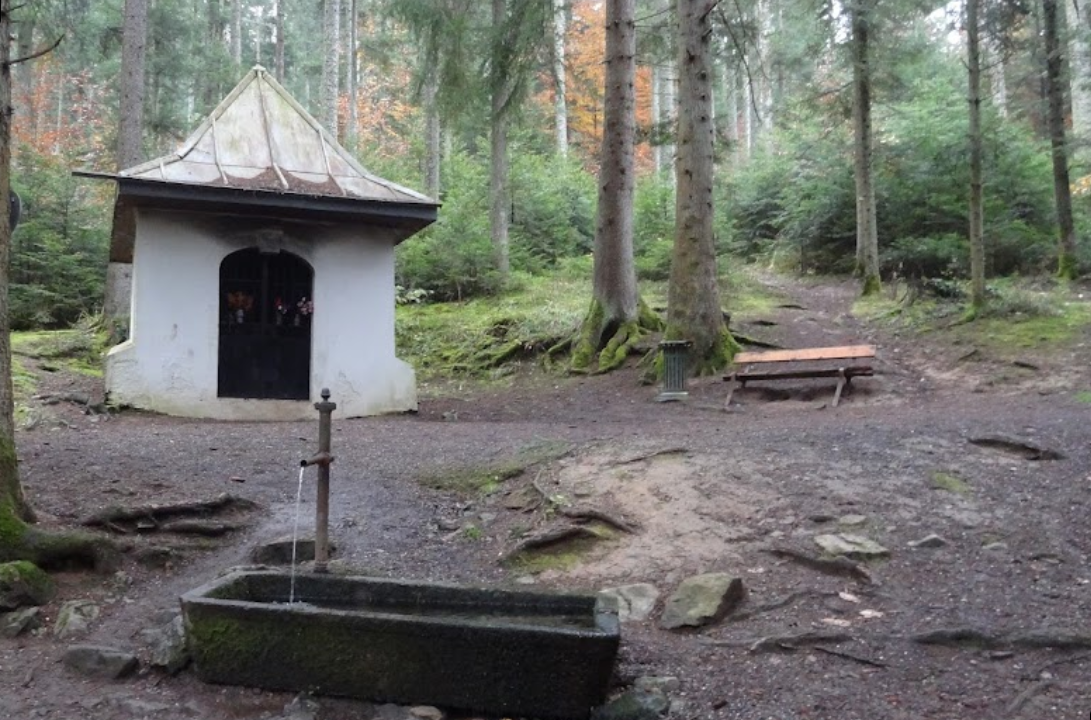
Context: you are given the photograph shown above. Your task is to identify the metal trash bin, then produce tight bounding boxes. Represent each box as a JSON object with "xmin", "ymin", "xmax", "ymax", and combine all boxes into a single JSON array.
[{"xmin": 657, "ymin": 340, "xmax": 692, "ymax": 401}]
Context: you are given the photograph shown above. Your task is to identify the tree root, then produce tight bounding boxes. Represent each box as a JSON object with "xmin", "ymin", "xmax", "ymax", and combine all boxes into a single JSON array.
[
  {"xmin": 813, "ymin": 645, "xmax": 887, "ymax": 668},
  {"xmin": 727, "ymin": 589, "xmax": 837, "ymax": 622},
  {"xmin": 1006, "ymin": 680, "xmax": 1054, "ymax": 717},
  {"xmin": 616, "ymin": 447, "xmax": 688, "ymax": 464},
  {"xmin": 0, "ymin": 526, "xmax": 120, "ymax": 572},
  {"xmin": 703, "ymin": 630, "xmax": 855, "ymax": 653},
  {"xmin": 968, "ymin": 435, "xmax": 1064, "ymax": 461},
  {"xmin": 570, "ymin": 298, "xmax": 663, "ymax": 373},
  {"xmin": 558, "ymin": 506, "xmax": 638, "ymax": 534},
  {"xmin": 82, "ymin": 493, "xmax": 257, "ymax": 533},
  {"xmin": 911, "ymin": 627, "xmax": 1091, "ymax": 650},
  {"xmin": 766, "ymin": 543, "xmax": 875, "ymax": 584},
  {"xmin": 500, "ymin": 525, "xmax": 601, "ymax": 562}
]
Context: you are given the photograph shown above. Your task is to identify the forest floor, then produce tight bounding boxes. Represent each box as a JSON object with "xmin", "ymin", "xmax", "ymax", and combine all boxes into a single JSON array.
[{"xmin": 2, "ymin": 273, "xmax": 1091, "ymax": 720}]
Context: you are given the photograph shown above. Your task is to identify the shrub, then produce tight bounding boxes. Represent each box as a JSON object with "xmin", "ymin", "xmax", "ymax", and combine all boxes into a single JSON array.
[{"xmin": 10, "ymin": 146, "xmax": 110, "ymax": 329}]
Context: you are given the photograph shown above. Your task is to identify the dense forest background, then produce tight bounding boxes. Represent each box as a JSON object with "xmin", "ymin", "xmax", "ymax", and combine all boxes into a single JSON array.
[{"xmin": 6, "ymin": 0, "xmax": 1090, "ymax": 330}]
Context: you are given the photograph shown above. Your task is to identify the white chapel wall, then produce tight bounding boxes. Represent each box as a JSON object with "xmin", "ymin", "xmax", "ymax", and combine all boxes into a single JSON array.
[{"xmin": 105, "ymin": 208, "xmax": 417, "ymax": 420}]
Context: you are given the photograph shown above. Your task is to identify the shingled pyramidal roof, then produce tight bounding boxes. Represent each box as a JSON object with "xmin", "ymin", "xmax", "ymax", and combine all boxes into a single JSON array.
[{"xmin": 120, "ymin": 65, "xmax": 434, "ymax": 205}]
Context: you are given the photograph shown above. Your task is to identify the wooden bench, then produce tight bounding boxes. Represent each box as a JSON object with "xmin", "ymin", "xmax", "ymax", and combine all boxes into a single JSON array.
[{"xmin": 724, "ymin": 344, "xmax": 876, "ymax": 409}]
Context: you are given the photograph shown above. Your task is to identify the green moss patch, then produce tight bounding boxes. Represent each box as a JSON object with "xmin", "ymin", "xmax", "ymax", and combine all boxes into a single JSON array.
[
  {"xmin": 0, "ymin": 560, "xmax": 57, "ymax": 608},
  {"xmin": 503, "ymin": 526, "xmax": 614, "ymax": 574},
  {"xmin": 931, "ymin": 471, "xmax": 971, "ymax": 496},
  {"xmin": 418, "ymin": 440, "xmax": 574, "ymax": 496}
]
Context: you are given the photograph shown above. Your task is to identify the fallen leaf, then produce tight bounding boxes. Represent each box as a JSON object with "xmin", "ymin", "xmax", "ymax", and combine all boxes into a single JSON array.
[
  {"xmin": 859, "ymin": 609, "xmax": 884, "ymax": 619},
  {"xmin": 838, "ymin": 591, "xmax": 861, "ymax": 603}
]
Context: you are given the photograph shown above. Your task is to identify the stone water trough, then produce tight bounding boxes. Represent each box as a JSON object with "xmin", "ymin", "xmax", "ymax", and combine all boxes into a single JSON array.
[{"xmin": 181, "ymin": 570, "xmax": 620, "ymax": 719}]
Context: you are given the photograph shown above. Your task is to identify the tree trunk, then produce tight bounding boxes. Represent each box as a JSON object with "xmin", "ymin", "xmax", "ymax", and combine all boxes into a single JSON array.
[
  {"xmin": 553, "ymin": 0, "xmax": 568, "ymax": 157},
  {"xmin": 490, "ymin": 0, "xmax": 511, "ymax": 280},
  {"xmin": 105, "ymin": 0, "xmax": 148, "ymax": 335},
  {"xmin": 0, "ymin": 0, "xmax": 28, "ymax": 526},
  {"xmin": 1065, "ymin": 0, "xmax": 1091, "ymax": 160},
  {"xmin": 667, "ymin": 0, "xmax": 734, "ymax": 373},
  {"xmin": 662, "ymin": 37, "xmax": 677, "ymax": 186},
  {"xmin": 851, "ymin": 0, "xmax": 880, "ymax": 295},
  {"xmin": 724, "ymin": 60, "xmax": 739, "ymax": 158},
  {"xmin": 423, "ymin": 71, "xmax": 441, "ymax": 198},
  {"xmin": 232, "ymin": 0, "xmax": 243, "ymax": 66},
  {"xmin": 743, "ymin": 62, "xmax": 753, "ymax": 158},
  {"xmin": 652, "ymin": 63, "xmax": 663, "ymax": 173},
  {"xmin": 321, "ymin": 0, "xmax": 342, "ymax": 135},
  {"xmin": 346, "ymin": 0, "xmax": 358, "ymax": 146},
  {"xmin": 755, "ymin": 0, "xmax": 774, "ymax": 141},
  {"xmin": 275, "ymin": 0, "xmax": 286, "ymax": 81},
  {"xmin": 14, "ymin": 17, "xmax": 34, "ymax": 142},
  {"xmin": 967, "ymin": 0, "xmax": 986, "ymax": 309},
  {"xmin": 986, "ymin": 36, "xmax": 1008, "ymax": 118},
  {"xmin": 1044, "ymin": 0, "xmax": 1079, "ymax": 278},
  {"xmin": 572, "ymin": 0, "xmax": 660, "ymax": 372}
]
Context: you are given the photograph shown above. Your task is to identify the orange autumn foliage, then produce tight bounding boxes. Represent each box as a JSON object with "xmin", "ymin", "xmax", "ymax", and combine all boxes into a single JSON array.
[
  {"xmin": 12, "ymin": 58, "xmax": 111, "ymax": 163},
  {"xmin": 539, "ymin": 0, "xmax": 654, "ymax": 175}
]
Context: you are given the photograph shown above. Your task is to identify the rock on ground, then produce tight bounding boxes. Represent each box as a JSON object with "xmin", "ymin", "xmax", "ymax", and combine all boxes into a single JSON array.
[
  {"xmin": 53, "ymin": 600, "xmax": 100, "ymax": 639},
  {"xmin": 0, "ymin": 606, "xmax": 41, "ymax": 638},
  {"xmin": 659, "ymin": 573, "xmax": 745, "ymax": 630},
  {"xmin": 0, "ymin": 561, "xmax": 56, "ymax": 610},
  {"xmin": 599, "ymin": 583, "xmax": 660, "ymax": 622},
  {"xmin": 62, "ymin": 644, "xmax": 138, "ymax": 679},
  {"xmin": 592, "ymin": 689, "xmax": 670, "ymax": 720},
  {"xmin": 814, "ymin": 533, "xmax": 890, "ymax": 559}
]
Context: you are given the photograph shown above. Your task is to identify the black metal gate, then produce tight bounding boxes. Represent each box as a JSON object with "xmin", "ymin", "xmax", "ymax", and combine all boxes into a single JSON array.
[{"xmin": 218, "ymin": 248, "xmax": 313, "ymax": 400}]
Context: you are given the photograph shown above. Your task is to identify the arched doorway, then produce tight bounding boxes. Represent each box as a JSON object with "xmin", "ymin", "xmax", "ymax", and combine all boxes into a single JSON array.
[{"xmin": 218, "ymin": 248, "xmax": 313, "ymax": 400}]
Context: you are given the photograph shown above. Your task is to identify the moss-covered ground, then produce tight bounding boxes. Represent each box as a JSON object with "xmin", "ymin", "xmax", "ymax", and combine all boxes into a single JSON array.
[{"xmin": 854, "ymin": 279, "xmax": 1091, "ymax": 359}]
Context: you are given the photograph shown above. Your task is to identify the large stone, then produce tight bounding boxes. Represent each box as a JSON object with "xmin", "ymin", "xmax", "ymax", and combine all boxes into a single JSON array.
[
  {"xmin": 0, "ymin": 561, "xmax": 56, "ymax": 610},
  {"xmin": 139, "ymin": 614, "xmax": 190, "ymax": 674},
  {"xmin": 633, "ymin": 676, "xmax": 680, "ymax": 694},
  {"xmin": 0, "ymin": 606, "xmax": 41, "ymax": 638},
  {"xmin": 659, "ymin": 573, "xmax": 745, "ymax": 630},
  {"xmin": 53, "ymin": 600, "xmax": 101, "ymax": 639},
  {"xmin": 909, "ymin": 534, "xmax": 948, "ymax": 549},
  {"xmin": 63, "ymin": 644, "xmax": 139, "ymax": 679},
  {"xmin": 592, "ymin": 689, "xmax": 670, "ymax": 720},
  {"xmin": 599, "ymin": 584, "xmax": 660, "ymax": 623},
  {"xmin": 814, "ymin": 533, "xmax": 890, "ymax": 559},
  {"xmin": 251, "ymin": 535, "xmax": 318, "ymax": 565},
  {"xmin": 282, "ymin": 694, "xmax": 320, "ymax": 720}
]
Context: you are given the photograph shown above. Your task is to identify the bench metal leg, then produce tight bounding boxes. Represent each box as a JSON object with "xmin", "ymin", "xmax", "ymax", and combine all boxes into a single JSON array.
[
  {"xmin": 832, "ymin": 368, "xmax": 847, "ymax": 408},
  {"xmin": 724, "ymin": 375, "xmax": 739, "ymax": 410}
]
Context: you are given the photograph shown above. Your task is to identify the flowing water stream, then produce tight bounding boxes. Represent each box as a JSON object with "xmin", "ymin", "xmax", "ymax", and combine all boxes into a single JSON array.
[{"xmin": 289, "ymin": 465, "xmax": 306, "ymax": 604}]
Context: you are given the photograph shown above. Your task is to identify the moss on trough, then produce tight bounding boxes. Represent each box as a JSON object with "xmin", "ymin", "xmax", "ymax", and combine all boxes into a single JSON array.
[{"xmin": 182, "ymin": 573, "xmax": 619, "ymax": 717}]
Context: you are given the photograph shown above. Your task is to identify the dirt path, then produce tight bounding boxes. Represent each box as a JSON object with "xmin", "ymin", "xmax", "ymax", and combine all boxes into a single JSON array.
[{"xmin": 2, "ymin": 277, "xmax": 1089, "ymax": 720}]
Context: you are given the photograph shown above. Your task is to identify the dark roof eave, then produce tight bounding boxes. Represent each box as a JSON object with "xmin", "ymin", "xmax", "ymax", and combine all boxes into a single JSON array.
[{"xmin": 74, "ymin": 172, "xmax": 439, "ymax": 240}]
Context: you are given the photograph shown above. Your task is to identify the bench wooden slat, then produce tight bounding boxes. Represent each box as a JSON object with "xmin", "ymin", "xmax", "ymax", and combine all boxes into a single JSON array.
[
  {"xmin": 734, "ymin": 366, "xmax": 874, "ymax": 383},
  {"xmin": 734, "ymin": 344, "xmax": 876, "ymax": 365}
]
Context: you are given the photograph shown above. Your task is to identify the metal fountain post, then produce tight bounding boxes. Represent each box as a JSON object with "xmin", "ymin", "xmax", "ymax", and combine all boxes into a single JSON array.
[{"xmin": 301, "ymin": 388, "xmax": 336, "ymax": 573}]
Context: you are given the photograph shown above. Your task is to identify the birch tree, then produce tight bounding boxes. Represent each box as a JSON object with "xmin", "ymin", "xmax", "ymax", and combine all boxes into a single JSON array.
[{"xmin": 553, "ymin": 0, "xmax": 568, "ymax": 156}]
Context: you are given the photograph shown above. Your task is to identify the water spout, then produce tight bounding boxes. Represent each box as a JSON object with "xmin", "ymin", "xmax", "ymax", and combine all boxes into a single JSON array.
[{"xmin": 289, "ymin": 465, "xmax": 305, "ymax": 604}]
